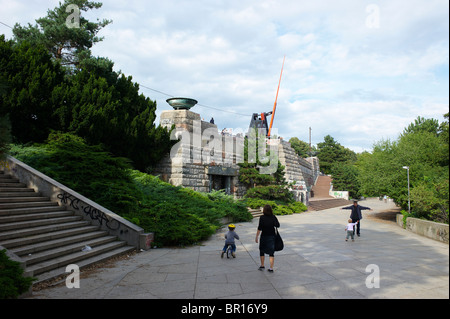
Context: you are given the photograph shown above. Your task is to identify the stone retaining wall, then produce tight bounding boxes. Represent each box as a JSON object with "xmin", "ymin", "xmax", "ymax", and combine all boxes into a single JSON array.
[{"xmin": 396, "ymin": 214, "xmax": 449, "ymax": 244}]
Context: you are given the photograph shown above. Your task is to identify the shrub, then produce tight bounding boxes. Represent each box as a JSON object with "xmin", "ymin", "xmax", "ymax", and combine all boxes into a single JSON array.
[
  {"xmin": 9, "ymin": 132, "xmax": 141, "ymax": 216},
  {"xmin": 245, "ymin": 185, "xmax": 293, "ymax": 202},
  {"xmin": 8, "ymin": 133, "xmax": 253, "ymax": 247},
  {"xmin": 244, "ymin": 198, "xmax": 307, "ymax": 216},
  {"xmin": 411, "ymin": 179, "xmax": 449, "ymax": 224},
  {"xmin": 0, "ymin": 249, "xmax": 35, "ymax": 299},
  {"xmin": 126, "ymin": 171, "xmax": 252, "ymax": 246}
]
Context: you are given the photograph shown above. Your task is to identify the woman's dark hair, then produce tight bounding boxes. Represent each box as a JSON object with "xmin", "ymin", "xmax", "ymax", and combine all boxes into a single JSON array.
[{"xmin": 263, "ymin": 204, "xmax": 273, "ymax": 216}]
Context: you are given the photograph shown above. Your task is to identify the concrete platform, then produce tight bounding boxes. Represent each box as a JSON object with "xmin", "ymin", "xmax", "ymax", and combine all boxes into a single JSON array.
[{"xmin": 28, "ymin": 198, "xmax": 449, "ymax": 299}]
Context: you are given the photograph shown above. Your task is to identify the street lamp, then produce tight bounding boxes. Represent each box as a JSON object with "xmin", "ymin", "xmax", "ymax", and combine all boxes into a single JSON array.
[{"xmin": 402, "ymin": 166, "xmax": 410, "ymax": 214}]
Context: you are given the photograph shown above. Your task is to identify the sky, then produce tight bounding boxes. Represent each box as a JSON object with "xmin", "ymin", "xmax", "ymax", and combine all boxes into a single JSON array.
[{"xmin": 1, "ymin": 0, "xmax": 448, "ymax": 153}]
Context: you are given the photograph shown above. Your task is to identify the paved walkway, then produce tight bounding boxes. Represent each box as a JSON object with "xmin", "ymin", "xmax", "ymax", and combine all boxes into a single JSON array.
[{"xmin": 29, "ymin": 198, "xmax": 449, "ymax": 299}]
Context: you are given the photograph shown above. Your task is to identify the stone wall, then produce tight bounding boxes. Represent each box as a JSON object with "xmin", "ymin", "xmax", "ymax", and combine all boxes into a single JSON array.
[
  {"xmin": 396, "ymin": 214, "xmax": 449, "ymax": 244},
  {"xmin": 277, "ymin": 140, "xmax": 318, "ymax": 202},
  {"xmin": 154, "ymin": 109, "xmax": 318, "ymax": 202},
  {"xmin": 153, "ymin": 109, "xmax": 245, "ymax": 197}
]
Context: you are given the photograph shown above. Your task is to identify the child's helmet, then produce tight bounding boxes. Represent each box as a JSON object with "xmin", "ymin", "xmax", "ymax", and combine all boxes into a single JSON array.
[{"xmin": 228, "ymin": 224, "xmax": 235, "ymax": 229}]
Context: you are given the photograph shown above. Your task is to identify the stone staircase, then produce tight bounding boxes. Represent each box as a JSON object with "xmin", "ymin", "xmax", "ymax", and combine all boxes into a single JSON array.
[
  {"xmin": 0, "ymin": 170, "xmax": 135, "ymax": 285},
  {"xmin": 308, "ymin": 175, "xmax": 352, "ymax": 211},
  {"xmin": 308, "ymin": 198, "xmax": 352, "ymax": 211},
  {"xmin": 310, "ymin": 175, "xmax": 333, "ymax": 199},
  {"xmin": 249, "ymin": 208, "xmax": 263, "ymax": 218}
]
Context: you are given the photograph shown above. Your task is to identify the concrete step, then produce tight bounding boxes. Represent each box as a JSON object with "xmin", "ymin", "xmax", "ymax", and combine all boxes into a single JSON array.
[
  {"xmin": 0, "ymin": 205, "xmax": 66, "ymax": 216},
  {"xmin": 0, "ymin": 196, "xmax": 50, "ymax": 203},
  {"xmin": 0, "ymin": 210, "xmax": 75, "ymax": 224},
  {"xmin": 0, "ymin": 187, "xmax": 35, "ymax": 192},
  {"xmin": 27, "ymin": 240, "xmax": 130, "ymax": 276},
  {"xmin": 0, "ymin": 200, "xmax": 57, "ymax": 210},
  {"xmin": 0, "ymin": 191, "xmax": 40, "ymax": 197},
  {"xmin": 20, "ymin": 235, "xmax": 118, "ymax": 266},
  {"xmin": 0, "ymin": 170, "xmax": 137, "ymax": 287},
  {"xmin": 34, "ymin": 245, "xmax": 135, "ymax": 284},
  {"xmin": 0, "ymin": 215, "xmax": 82, "ymax": 231},
  {"xmin": 248, "ymin": 208, "xmax": 263, "ymax": 218},
  {"xmin": 0, "ymin": 182, "xmax": 27, "ymax": 188},
  {"xmin": 0, "ymin": 177, "xmax": 20, "ymax": 183},
  {"xmin": 10, "ymin": 230, "xmax": 109, "ymax": 256},
  {"xmin": 0, "ymin": 220, "xmax": 91, "ymax": 241},
  {"xmin": 0, "ymin": 225, "xmax": 100, "ymax": 249},
  {"xmin": 308, "ymin": 198, "xmax": 352, "ymax": 211}
]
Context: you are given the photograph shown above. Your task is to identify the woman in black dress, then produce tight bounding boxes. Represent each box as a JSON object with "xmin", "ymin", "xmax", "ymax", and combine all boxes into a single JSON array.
[{"xmin": 255, "ymin": 204, "xmax": 280, "ymax": 272}]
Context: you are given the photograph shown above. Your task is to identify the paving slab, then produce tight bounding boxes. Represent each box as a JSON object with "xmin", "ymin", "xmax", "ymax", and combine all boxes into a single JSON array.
[{"xmin": 28, "ymin": 198, "xmax": 449, "ymax": 300}]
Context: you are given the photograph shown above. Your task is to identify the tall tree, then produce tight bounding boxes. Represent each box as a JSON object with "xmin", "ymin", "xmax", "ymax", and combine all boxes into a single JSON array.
[
  {"xmin": 357, "ymin": 115, "xmax": 449, "ymax": 222},
  {"xmin": 3, "ymin": 1, "xmax": 175, "ymax": 171},
  {"xmin": 402, "ymin": 116, "xmax": 441, "ymax": 137},
  {"xmin": 330, "ymin": 162, "xmax": 360, "ymax": 199},
  {"xmin": 0, "ymin": 75, "xmax": 11, "ymax": 160},
  {"xmin": 52, "ymin": 60, "xmax": 174, "ymax": 171},
  {"xmin": 317, "ymin": 135, "xmax": 356, "ymax": 174},
  {"xmin": 12, "ymin": 0, "xmax": 111, "ymax": 71},
  {"xmin": 0, "ymin": 36, "xmax": 65, "ymax": 142}
]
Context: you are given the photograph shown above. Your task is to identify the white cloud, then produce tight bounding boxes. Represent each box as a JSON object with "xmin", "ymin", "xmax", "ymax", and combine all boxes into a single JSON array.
[{"xmin": 0, "ymin": 0, "xmax": 448, "ymax": 154}]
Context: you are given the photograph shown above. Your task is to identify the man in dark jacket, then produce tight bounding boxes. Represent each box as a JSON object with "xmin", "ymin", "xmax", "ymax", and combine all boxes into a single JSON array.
[{"xmin": 341, "ymin": 200, "xmax": 372, "ymax": 237}]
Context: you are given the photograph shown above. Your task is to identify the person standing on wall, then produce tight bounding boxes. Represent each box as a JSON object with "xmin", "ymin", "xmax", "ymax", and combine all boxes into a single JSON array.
[{"xmin": 340, "ymin": 200, "xmax": 372, "ymax": 237}]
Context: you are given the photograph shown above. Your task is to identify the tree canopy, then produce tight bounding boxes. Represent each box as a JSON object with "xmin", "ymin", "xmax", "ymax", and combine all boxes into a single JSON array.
[
  {"xmin": 12, "ymin": 0, "xmax": 111, "ymax": 71},
  {"xmin": 288, "ymin": 137, "xmax": 317, "ymax": 158},
  {"xmin": 357, "ymin": 115, "xmax": 449, "ymax": 223},
  {"xmin": 0, "ymin": 0, "xmax": 174, "ymax": 171},
  {"xmin": 316, "ymin": 135, "xmax": 357, "ymax": 175}
]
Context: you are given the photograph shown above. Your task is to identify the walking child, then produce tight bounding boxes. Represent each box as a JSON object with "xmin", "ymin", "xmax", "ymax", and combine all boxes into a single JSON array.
[
  {"xmin": 345, "ymin": 219, "xmax": 359, "ymax": 241},
  {"xmin": 221, "ymin": 224, "xmax": 239, "ymax": 258}
]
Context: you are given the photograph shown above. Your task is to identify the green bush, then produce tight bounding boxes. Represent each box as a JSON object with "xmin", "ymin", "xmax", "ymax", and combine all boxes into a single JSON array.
[
  {"xmin": 245, "ymin": 185, "xmax": 293, "ymax": 202},
  {"xmin": 244, "ymin": 198, "xmax": 307, "ymax": 215},
  {"xmin": 410, "ymin": 178, "xmax": 449, "ymax": 224},
  {"xmin": 126, "ymin": 171, "xmax": 252, "ymax": 246},
  {"xmin": 9, "ymin": 134, "xmax": 253, "ymax": 247},
  {"xmin": 0, "ymin": 249, "xmax": 35, "ymax": 299},
  {"xmin": 9, "ymin": 132, "xmax": 141, "ymax": 216},
  {"xmin": 400, "ymin": 210, "xmax": 411, "ymax": 229}
]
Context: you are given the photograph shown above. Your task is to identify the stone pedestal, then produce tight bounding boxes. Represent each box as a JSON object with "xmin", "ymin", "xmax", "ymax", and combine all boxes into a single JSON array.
[{"xmin": 153, "ymin": 109, "xmax": 244, "ymax": 196}]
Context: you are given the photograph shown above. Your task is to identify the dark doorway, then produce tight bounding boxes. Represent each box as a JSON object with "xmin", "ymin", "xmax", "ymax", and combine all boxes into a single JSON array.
[{"xmin": 209, "ymin": 175, "xmax": 231, "ymax": 195}]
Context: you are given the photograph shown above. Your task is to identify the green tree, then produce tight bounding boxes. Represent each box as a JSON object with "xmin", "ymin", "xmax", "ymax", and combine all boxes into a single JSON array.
[
  {"xmin": 402, "ymin": 116, "xmax": 441, "ymax": 137},
  {"xmin": 288, "ymin": 137, "xmax": 316, "ymax": 158},
  {"xmin": 356, "ymin": 140, "xmax": 399, "ymax": 198},
  {"xmin": 439, "ymin": 112, "xmax": 449, "ymax": 165},
  {"xmin": 0, "ymin": 36, "xmax": 65, "ymax": 143},
  {"xmin": 330, "ymin": 162, "xmax": 361, "ymax": 199},
  {"xmin": 12, "ymin": 0, "xmax": 111, "ymax": 70},
  {"xmin": 0, "ymin": 114, "xmax": 11, "ymax": 161},
  {"xmin": 0, "ymin": 1, "xmax": 173, "ymax": 171},
  {"xmin": 357, "ymin": 115, "xmax": 449, "ymax": 223},
  {"xmin": 317, "ymin": 135, "xmax": 357, "ymax": 174},
  {"xmin": 53, "ymin": 62, "xmax": 174, "ymax": 170},
  {"xmin": 0, "ymin": 75, "xmax": 11, "ymax": 160}
]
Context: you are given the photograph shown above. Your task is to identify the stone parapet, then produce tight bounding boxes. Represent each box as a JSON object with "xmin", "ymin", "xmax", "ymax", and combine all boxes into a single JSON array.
[{"xmin": 396, "ymin": 214, "xmax": 449, "ymax": 244}]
